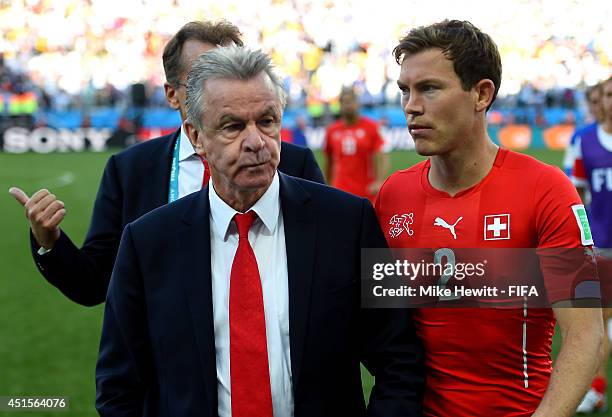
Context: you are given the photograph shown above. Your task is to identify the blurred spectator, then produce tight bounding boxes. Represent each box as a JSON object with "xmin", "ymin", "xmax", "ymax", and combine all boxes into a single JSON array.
[
  {"xmin": 0, "ymin": 0, "xmax": 610, "ymax": 125},
  {"xmin": 107, "ymin": 115, "xmax": 135, "ymax": 147},
  {"xmin": 291, "ymin": 115, "xmax": 309, "ymax": 147}
]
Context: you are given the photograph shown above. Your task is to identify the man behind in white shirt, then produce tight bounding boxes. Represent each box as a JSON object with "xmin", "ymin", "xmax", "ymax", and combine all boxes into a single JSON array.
[{"xmin": 95, "ymin": 46, "xmax": 424, "ymax": 417}]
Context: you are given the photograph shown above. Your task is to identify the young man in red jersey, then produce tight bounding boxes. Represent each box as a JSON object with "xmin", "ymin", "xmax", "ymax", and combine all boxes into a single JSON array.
[
  {"xmin": 324, "ymin": 87, "xmax": 389, "ymax": 200},
  {"xmin": 375, "ymin": 19, "xmax": 603, "ymax": 417}
]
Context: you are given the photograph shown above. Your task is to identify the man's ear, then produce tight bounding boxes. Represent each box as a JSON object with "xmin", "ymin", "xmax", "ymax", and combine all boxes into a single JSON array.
[
  {"xmin": 164, "ymin": 82, "xmax": 180, "ymax": 111},
  {"xmin": 183, "ymin": 120, "xmax": 206, "ymax": 157},
  {"xmin": 474, "ymin": 79, "xmax": 496, "ymax": 112}
]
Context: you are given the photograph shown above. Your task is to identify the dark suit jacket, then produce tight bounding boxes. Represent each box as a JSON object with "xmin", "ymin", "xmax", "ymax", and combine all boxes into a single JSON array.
[
  {"xmin": 95, "ymin": 173, "xmax": 423, "ymax": 417},
  {"xmin": 30, "ymin": 130, "xmax": 325, "ymax": 306}
]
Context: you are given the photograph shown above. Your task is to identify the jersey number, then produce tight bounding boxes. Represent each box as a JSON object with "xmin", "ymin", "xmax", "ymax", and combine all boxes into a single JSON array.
[
  {"xmin": 434, "ymin": 248, "xmax": 461, "ymax": 301},
  {"xmin": 341, "ymin": 137, "xmax": 357, "ymax": 155}
]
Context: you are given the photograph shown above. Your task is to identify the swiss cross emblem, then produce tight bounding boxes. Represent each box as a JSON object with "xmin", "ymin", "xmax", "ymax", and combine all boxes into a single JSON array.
[
  {"xmin": 484, "ymin": 214, "xmax": 510, "ymax": 240},
  {"xmin": 389, "ymin": 213, "xmax": 414, "ymax": 238}
]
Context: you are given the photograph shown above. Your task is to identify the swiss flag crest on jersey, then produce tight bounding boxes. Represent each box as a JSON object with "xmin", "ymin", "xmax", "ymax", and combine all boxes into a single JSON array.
[{"xmin": 484, "ymin": 214, "xmax": 510, "ymax": 240}]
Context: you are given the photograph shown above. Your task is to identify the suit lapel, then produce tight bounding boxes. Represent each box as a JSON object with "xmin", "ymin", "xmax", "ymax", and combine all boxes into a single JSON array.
[
  {"xmin": 146, "ymin": 129, "xmax": 180, "ymax": 209},
  {"xmin": 279, "ymin": 173, "xmax": 316, "ymax": 394},
  {"xmin": 178, "ymin": 188, "xmax": 218, "ymax": 415}
]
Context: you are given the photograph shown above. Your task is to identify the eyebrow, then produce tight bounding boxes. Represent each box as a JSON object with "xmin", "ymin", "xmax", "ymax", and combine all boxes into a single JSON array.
[
  {"xmin": 217, "ymin": 106, "xmax": 280, "ymax": 125},
  {"xmin": 257, "ymin": 106, "xmax": 280, "ymax": 118},
  {"xmin": 217, "ymin": 114, "xmax": 243, "ymax": 126},
  {"xmin": 397, "ymin": 78, "xmax": 445, "ymax": 89}
]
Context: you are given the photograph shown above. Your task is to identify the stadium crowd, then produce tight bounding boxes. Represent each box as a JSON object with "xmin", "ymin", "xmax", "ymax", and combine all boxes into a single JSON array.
[{"xmin": 1, "ymin": 0, "xmax": 611, "ymax": 124}]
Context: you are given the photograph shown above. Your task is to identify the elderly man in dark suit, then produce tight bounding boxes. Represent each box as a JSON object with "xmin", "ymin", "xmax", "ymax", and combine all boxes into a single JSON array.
[
  {"xmin": 95, "ymin": 46, "xmax": 423, "ymax": 417},
  {"xmin": 10, "ymin": 21, "xmax": 323, "ymax": 307}
]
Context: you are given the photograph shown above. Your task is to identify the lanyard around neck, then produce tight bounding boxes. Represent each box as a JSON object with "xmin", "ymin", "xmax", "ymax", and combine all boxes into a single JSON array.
[
  {"xmin": 168, "ymin": 136, "xmax": 181, "ymax": 203},
  {"xmin": 168, "ymin": 135, "xmax": 209, "ymax": 203}
]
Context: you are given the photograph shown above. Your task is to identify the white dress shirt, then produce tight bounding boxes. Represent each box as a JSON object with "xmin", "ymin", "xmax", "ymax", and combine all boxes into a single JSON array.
[
  {"xmin": 209, "ymin": 173, "xmax": 293, "ymax": 417},
  {"xmin": 177, "ymin": 126, "xmax": 205, "ymax": 199}
]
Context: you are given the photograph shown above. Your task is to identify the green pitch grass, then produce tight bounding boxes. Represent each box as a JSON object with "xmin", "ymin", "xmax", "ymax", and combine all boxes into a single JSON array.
[{"xmin": 0, "ymin": 148, "xmax": 600, "ymax": 416}]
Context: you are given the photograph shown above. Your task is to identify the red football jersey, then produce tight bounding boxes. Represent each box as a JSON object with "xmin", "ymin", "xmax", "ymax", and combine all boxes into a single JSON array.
[
  {"xmin": 324, "ymin": 116, "xmax": 383, "ymax": 199},
  {"xmin": 375, "ymin": 149, "xmax": 593, "ymax": 417}
]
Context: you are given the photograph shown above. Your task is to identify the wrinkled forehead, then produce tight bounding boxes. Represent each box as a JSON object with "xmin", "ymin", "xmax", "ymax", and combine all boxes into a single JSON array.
[{"xmin": 204, "ymin": 75, "xmax": 282, "ymax": 118}]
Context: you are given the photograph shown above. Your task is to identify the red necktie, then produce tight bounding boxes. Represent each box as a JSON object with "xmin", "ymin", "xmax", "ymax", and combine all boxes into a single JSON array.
[
  {"xmin": 198, "ymin": 154, "xmax": 210, "ymax": 186},
  {"xmin": 230, "ymin": 211, "xmax": 273, "ymax": 417}
]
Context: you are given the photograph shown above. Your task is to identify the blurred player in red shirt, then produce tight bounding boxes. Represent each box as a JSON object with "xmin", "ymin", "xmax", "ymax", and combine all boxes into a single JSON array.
[
  {"xmin": 324, "ymin": 87, "xmax": 389, "ymax": 200},
  {"xmin": 375, "ymin": 19, "xmax": 603, "ymax": 417}
]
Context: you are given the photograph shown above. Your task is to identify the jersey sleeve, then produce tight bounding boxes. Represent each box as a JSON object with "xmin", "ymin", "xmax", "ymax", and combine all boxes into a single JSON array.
[
  {"xmin": 374, "ymin": 176, "xmax": 390, "ymax": 243},
  {"xmin": 534, "ymin": 165, "xmax": 598, "ymax": 304},
  {"xmin": 370, "ymin": 121, "xmax": 385, "ymax": 153},
  {"xmin": 323, "ymin": 126, "xmax": 333, "ymax": 156},
  {"xmin": 536, "ymin": 165, "xmax": 587, "ymax": 248},
  {"xmin": 562, "ymin": 130, "xmax": 580, "ymax": 176},
  {"xmin": 570, "ymin": 135, "xmax": 588, "ymax": 187}
]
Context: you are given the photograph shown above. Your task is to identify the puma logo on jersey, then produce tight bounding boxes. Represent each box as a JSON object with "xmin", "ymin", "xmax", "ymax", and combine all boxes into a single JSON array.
[{"xmin": 433, "ymin": 216, "xmax": 463, "ymax": 240}]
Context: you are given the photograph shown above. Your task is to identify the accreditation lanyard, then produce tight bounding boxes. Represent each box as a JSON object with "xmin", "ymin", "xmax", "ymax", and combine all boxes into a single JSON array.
[
  {"xmin": 168, "ymin": 136, "xmax": 210, "ymax": 203},
  {"xmin": 168, "ymin": 137, "xmax": 181, "ymax": 203}
]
